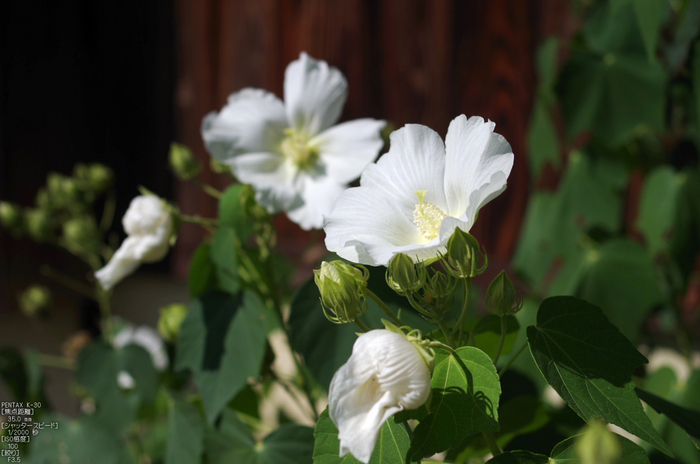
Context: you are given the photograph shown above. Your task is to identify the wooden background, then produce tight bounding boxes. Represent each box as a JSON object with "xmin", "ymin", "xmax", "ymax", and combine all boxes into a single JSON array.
[{"xmin": 172, "ymin": 0, "xmax": 575, "ymax": 276}]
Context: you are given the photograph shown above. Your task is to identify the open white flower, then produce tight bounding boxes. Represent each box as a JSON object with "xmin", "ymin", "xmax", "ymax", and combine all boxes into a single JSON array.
[
  {"xmin": 95, "ymin": 195, "xmax": 173, "ymax": 290},
  {"xmin": 202, "ymin": 52, "xmax": 385, "ymax": 230},
  {"xmin": 328, "ymin": 329, "xmax": 432, "ymax": 463},
  {"xmin": 324, "ymin": 115, "xmax": 514, "ymax": 266}
]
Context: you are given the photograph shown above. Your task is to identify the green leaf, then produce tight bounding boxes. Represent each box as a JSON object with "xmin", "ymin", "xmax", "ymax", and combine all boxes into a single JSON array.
[
  {"xmin": 176, "ymin": 291, "xmax": 267, "ymax": 422},
  {"xmin": 694, "ymin": 40, "xmax": 700, "ymax": 125},
  {"xmin": 550, "ymin": 432, "xmax": 650, "ymax": 463},
  {"xmin": 188, "ymin": 243, "xmax": 220, "ymax": 298},
  {"xmin": 0, "ymin": 347, "xmax": 45, "ymax": 403},
  {"xmin": 671, "ymin": 167, "xmax": 700, "ymax": 285},
  {"xmin": 512, "ymin": 192, "xmax": 558, "ymax": 287},
  {"xmin": 219, "ymin": 184, "xmax": 255, "ymax": 241},
  {"xmin": 486, "ymin": 451, "xmax": 549, "ymax": 463},
  {"xmin": 527, "ymin": 296, "xmax": 672, "ymax": 456},
  {"xmin": 637, "ymin": 167, "xmax": 683, "ymax": 255},
  {"xmin": 407, "ymin": 347, "xmax": 501, "ymax": 461},
  {"xmin": 473, "ymin": 315, "xmax": 520, "ymax": 361},
  {"xmin": 75, "ymin": 342, "xmax": 157, "ymax": 434},
  {"xmin": 166, "ymin": 398, "xmax": 205, "ymax": 464},
  {"xmin": 536, "ymin": 37, "xmax": 559, "ymax": 90},
  {"xmin": 28, "ymin": 413, "xmax": 133, "ymax": 464},
  {"xmin": 527, "ymin": 101, "xmax": 560, "ymax": 178},
  {"xmin": 636, "ymin": 387, "xmax": 700, "ymax": 448},
  {"xmin": 557, "ymin": 50, "xmax": 665, "ymax": 144},
  {"xmin": 207, "ymin": 409, "xmax": 315, "ymax": 464},
  {"xmin": 633, "ymin": 0, "xmax": 667, "ymax": 62},
  {"xmin": 312, "ymin": 408, "xmax": 410, "ymax": 464},
  {"xmin": 211, "ymin": 226, "xmax": 241, "ymax": 295}
]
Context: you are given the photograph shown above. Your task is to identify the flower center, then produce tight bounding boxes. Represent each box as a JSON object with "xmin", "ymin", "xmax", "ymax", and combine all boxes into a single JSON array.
[
  {"xmin": 412, "ymin": 190, "xmax": 447, "ymax": 242},
  {"xmin": 280, "ymin": 129, "xmax": 319, "ymax": 170}
]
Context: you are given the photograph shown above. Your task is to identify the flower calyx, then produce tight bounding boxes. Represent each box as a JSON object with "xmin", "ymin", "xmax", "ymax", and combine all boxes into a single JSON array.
[
  {"xmin": 445, "ymin": 228, "xmax": 487, "ymax": 278},
  {"xmin": 381, "ymin": 320, "xmax": 435, "ymax": 372},
  {"xmin": 386, "ymin": 253, "xmax": 427, "ymax": 296},
  {"xmin": 485, "ymin": 270, "xmax": 522, "ymax": 317},
  {"xmin": 314, "ymin": 260, "xmax": 369, "ymax": 324}
]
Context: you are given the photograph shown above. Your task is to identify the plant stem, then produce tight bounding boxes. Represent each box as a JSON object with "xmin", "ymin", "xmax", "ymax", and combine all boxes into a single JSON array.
[
  {"xmin": 437, "ymin": 317, "xmax": 457, "ymax": 349},
  {"xmin": 498, "ymin": 340, "xmax": 528, "ymax": 378},
  {"xmin": 193, "ymin": 178, "xmax": 223, "ymax": 199},
  {"xmin": 455, "ymin": 278, "xmax": 471, "ymax": 346},
  {"xmin": 95, "ymin": 287, "xmax": 114, "ymax": 343},
  {"xmin": 493, "ymin": 316, "xmax": 508, "ymax": 366},
  {"xmin": 100, "ymin": 189, "xmax": 117, "ymax": 232},
  {"xmin": 180, "ymin": 214, "xmax": 218, "ymax": 226},
  {"xmin": 38, "ymin": 353, "xmax": 76, "ymax": 370},
  {"xmin": 40, "ymin": 265, "xmax": 95, "ymax": 300},
  {"xmin": 482, "ymin": 431, "xmax": 502, "ymax": 456},
  {"xmin": 364, "ymin": 288, "xmax": 402, "ymax": 326}
]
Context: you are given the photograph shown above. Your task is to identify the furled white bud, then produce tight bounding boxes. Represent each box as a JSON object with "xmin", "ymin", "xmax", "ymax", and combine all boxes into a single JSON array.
[
  {"xmin": 95, "ymin": 195, "xmax": 173, "ymax": 290},
  {"xmin": 328, "ymin": 329, "xmax": 432, "ymax": 463}
]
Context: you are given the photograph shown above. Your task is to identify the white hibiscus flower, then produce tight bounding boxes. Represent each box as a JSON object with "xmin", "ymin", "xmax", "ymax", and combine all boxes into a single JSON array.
[
  {"xmin": 324, "ymin": 115, "xmax": 514, "ymax": 266},
  {"xmin": 329, "ymin": 329, "xmax": 432, "ymax": 463},
  {"xmin": 202, "ymin": 52, "xmax": 385, "ymax": 230}
]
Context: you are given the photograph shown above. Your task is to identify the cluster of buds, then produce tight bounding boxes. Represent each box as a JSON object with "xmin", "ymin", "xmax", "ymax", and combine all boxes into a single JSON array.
[
  {"xmin": 169, "ymin": 143, "xmax": 202, "ymax": 180},
  {"xmin": 314, "ymin": 260, "xmax": 369, "ymax": 324},
  {"xmin": 444, "ymin": 228, "xmax": 487, "ymax": 279},
  {"xmin": 485, "ymin": 270, "xmax": 522, "ymax": 317}
]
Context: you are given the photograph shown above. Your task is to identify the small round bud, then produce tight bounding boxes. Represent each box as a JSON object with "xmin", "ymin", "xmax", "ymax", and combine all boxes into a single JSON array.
[
  {"xmin": 485, "ymin": 271, "xmax": 522, "ymax": 317},
  {"xmin": 46, "ymin": 173, "xmax": 82, "ymax": 208},
  {"xmin": 386, "ymin": 253, "xmax": 427, "ymax": 296},
  {"xmin": 24, "ymin": 208, "xmax": 54, "ymax": 242},
  {"xmin": 19, "ymin": 285, "xmax": 52, "ymax": 317},
  {"xmin": 158, "ymin": 303, "xmax": 188, "ymax": 342},
  {"xmin": 74, "ymin": 163, "xmax": 113, "ymax": 193},
  {"xmin": 0, "ymin": 202, "xmax": 23, "ymax": 236},
  {"xmin": 446, "ymin": 228, "xmax": 486, "ymax": 278},
  {"xmin": 169, "ymin": 143, "xmax": 201, "ymax": 180},
  {"xmin": 314, "ymin": 261, "xmax": 369, "ymax": 324},
  {"xmin": 576, "ymin": 421, "xmax": 621, "ymax": 464},
  {"xmin": 62, "ymin": 216, "xmax": 101, "ymax": 255}
]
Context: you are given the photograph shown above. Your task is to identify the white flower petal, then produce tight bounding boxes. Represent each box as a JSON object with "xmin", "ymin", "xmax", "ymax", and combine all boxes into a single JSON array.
[
  {"xmin": 229, "ymin": 152, "xmax": 299, "ymax": 212},
  {"xmin": 95, "ymin": 237, "xmax": 142, "ymax": 290},
  {"xmin": 202, "ymin": 88, "xmax": 287, "ymax": 162},
  {"xmin": 284, "ymin": 52, "xmax": 348, "ymax": 135},
  {"xmin": 328, "ymin": 330, "xmax": 431, "ymax": 464},
  {"xmin": 312, "ymin": 118, "xmax": 386, "ymax": 184},
  {"xmin": 443, "ymin": 115, "xmax": 514, "ymax": 219},
  {"xmin": 361, "ymin": 124, "xmax": 448, "ymax": 212},
  {"xmin": 324, "ymin": 185, "xmax": 421, "ymax": 265},
  {"xmin": 286, "ymin": 175, "xmax": 346, "ymax": 230}
]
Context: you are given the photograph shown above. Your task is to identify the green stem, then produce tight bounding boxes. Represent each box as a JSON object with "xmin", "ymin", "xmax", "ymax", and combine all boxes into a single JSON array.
[
  {"xmin": 40, "ymin": 265, "xmax": 95, "ymax": 300},
  {"xmin": 437, "ymin": 317, "xmax": 457, "ymax": 349},
  {"xmin": 100, "ymin": 189, "xmax": 117, "ymax": 232},
  {"xmin": 498, "ymin": 340, "xmax": 528, "ymax": 378},
  {"xmin": 493, "ymin": 316, "xmax": 508, "ymax": 366},
  {"xmin": 96, "ymin": 287, "xmax": 114, "ymax": 343},
  {"xmin": 482, "ymin": 431, "xmax": 502, "ymax": 456},
  {"xmin": 364, "ymin": 288, "xmax": 402, "ymax": 326},
  {"xmin": 193, "ymin": 178, "xmax": 223, "ymax": 199},
  {"xmin": 455, "ymin": 278, "xmax": 471, "ymax": 346},
  {"xmin": 180, "ymin": 214, "xmax": 218, "ymax": 226},
  {"xmin": 38, "ymin": 354, "xmax": 76, "ymax": 370},
  {"xmin": 354, "ymin": 318, "xmax": 371, "ymax": 332}
]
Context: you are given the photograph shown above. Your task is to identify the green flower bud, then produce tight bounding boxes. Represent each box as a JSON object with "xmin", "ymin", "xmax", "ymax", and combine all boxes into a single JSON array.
[
  {"xmin": 35, "ymin": 188, "xmax": 53, "ymax": 210},
  {"xmin": 485, "ymin": 271, "xmax": 522, "ymax": 317},
  {"xmin": 24, "ymin": 208, "xmax": 54, "ymax": 242},
  {"xmin": 46, "ymin": 173, "xmax": 82, "ymax": 208},
  {"xmin": 445, "ymin": 228, "xmax": 487, "ymax": 278},
  {"xmin": 386, "ymin": 253, "xmax": 426, "ymax": 295},
  {"xmin": 19, "ymin": 285, "xmax": 52, "ymax": 317},
  {"xmin": 62, "ymin": 216, "xmax": 101, "ymax": 255},
  {"xmin": 169, "ymin": 142, "xmax": 201, "ymax": 180},
  {"xmin": 0, "ymin": 202, "xmax": 23, "ymax": 236},
  {"xmin": 210, "ymin": 158, "xmax": 232, "ymax": 175},
  {"xmin": 576, "ymin": 421, "xmax": 621, "ymax": 464},
  {"xmin": 314, "ymin": 261, "xmax": 369, "ymax": 324},
  {"xmin": 74, "ymin": 163, "xmax": 113, "ymax": 193},
  {"xmin": 158, "ymin": 303, "xmax": 188, "ymax": 342}
]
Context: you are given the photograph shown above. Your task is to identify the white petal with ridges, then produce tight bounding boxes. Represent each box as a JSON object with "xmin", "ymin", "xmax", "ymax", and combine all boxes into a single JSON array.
[
  {"xmin": 201, "ymin": 88, "xmax": 287, "ymax": 161},
  {"xmin": 286, "ymin": 174, "xmax": 346, "ymax": 231},
  {"xmin": 312, "ymin": 118, "xmax": 386, "ymax": 184},
  {"xmin": 284, "ymin": 52, "xmax": 347, "ymax": 136}
]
